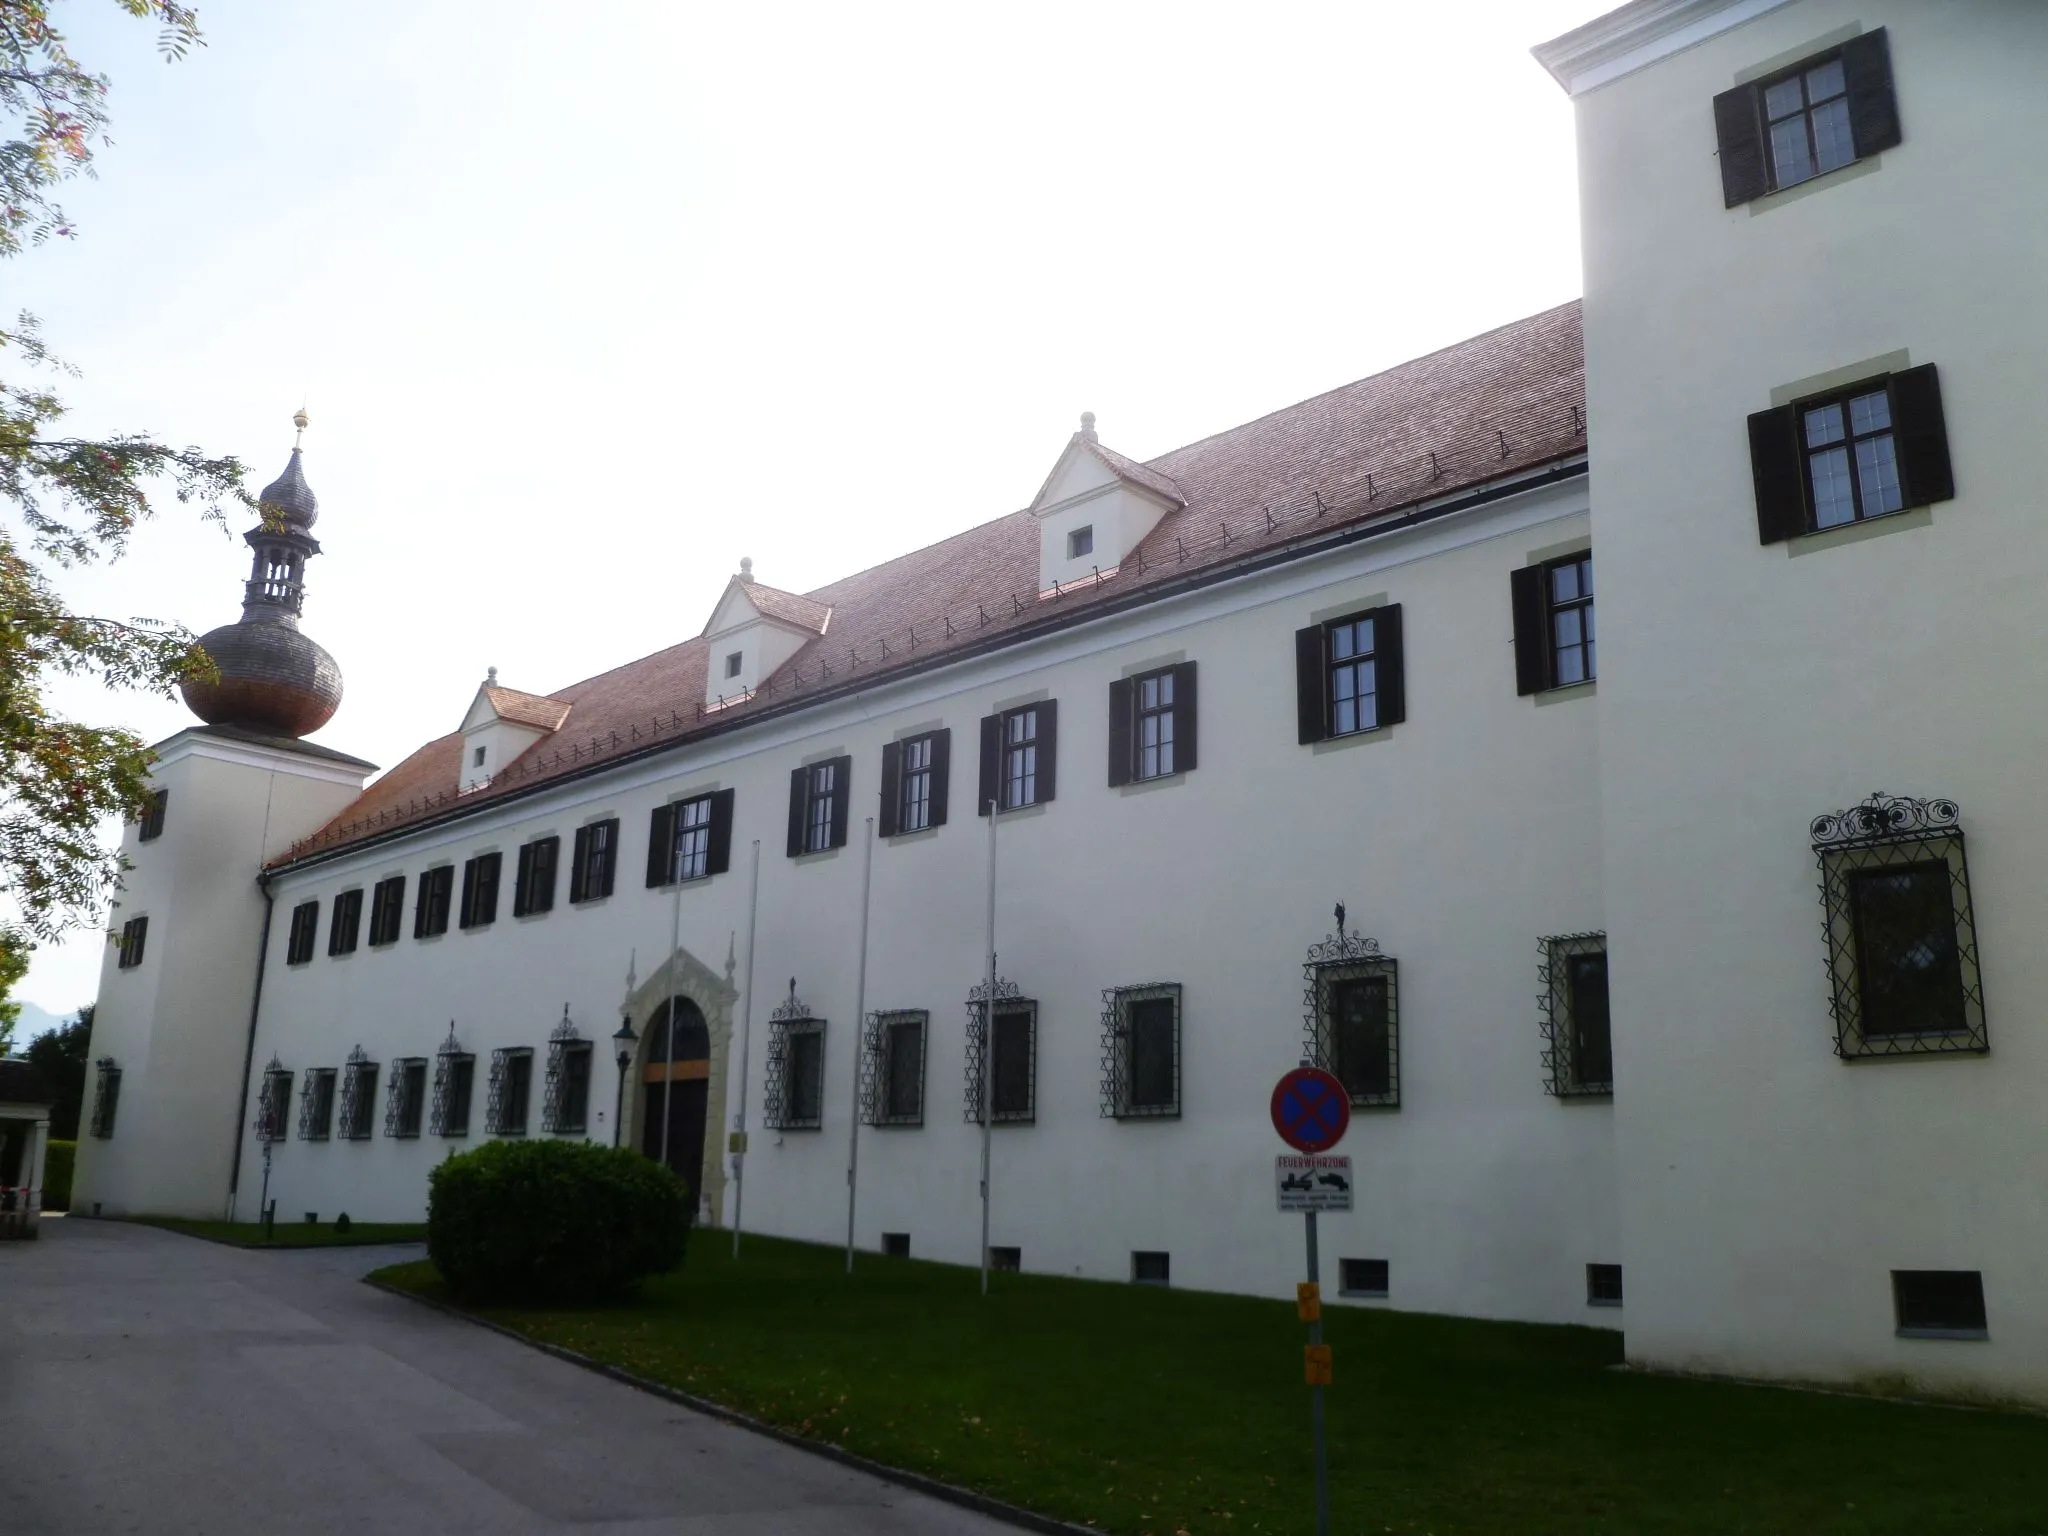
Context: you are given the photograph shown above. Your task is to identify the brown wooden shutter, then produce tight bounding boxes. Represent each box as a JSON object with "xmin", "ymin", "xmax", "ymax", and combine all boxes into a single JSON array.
[
  {"xmin": 1172, "ymin": 661, "xmax": 1198, "ymax": 773},
  {"xmin": 459, "ymin": 860, "xmax": 479, "ymax": 926},
  {"xmin": 1748, "ymin": 404, "xmax": 1808, "ymax": 543},
  {"xmin": 569, "ymin": 826, "xmax": 592, "ymax": 902},
  {"xmin": 878, "ymin": 740, "xmax": 902, "ymax": 838},
  {"xmin": 706, "ymin": 788, "xmax": 736, "ymax": 875},
  {"xmin": 1890, "ymin": 363, "xmax": 1954, "ymax": 507},
  {"xmin": 1036, "ymin": 700, "xmax": 1059, "ymax": 803},
  {"xmin": 477, "ymin": 852, "xmax": 499, "ymax": 924},
  {"xmin": 1841, "ymin": 28, "xmax": 1901, "ymax": 157},
  {"xmin": 646, "ymin": 802, "xmax": 676, "ymax": 887},
  {"xmin": 1295, "ymin": 624, "xmax": 1327, "ymax": 744},
  {"xmin": 928, "ymin": 728, "xmax": 952, "ymax": 828},
  {"xmin": 786, "ymin": 766, "xmax": 808, "ymax": 856},
  {"xmin": 1374, "ymin": 604, "xmax": 1406, "ymax": 726},
  {"xmin": 977, "ymin": 714, "xmax": 1001, "ymax": 816},
  {"xmin": 530, "ymin": 837, "xmax": 557, "ymax": 913},
  {"xmin": 1712, "ymin": 84, "xmax": 1768, "ymax": 206},
  {"xmin": 1107, "ymin": 677, "xmax": 1134, "ymax": 788},
  {"xmin": 414, "ymin": 871, "xmax": 433, "ymax": 937},
  {"xmin": 599, "ymin": 820, "xmax": 621, "ymax": 897},
  {"xmin": 827, "ymin": 755, "xmax": 852, "ymax": 848},
  {"xmin": 132, "ymin": 915, "xmax": 146, "ymax": 965},
  {"xmin": 512, "ymin": 843, "xmax": 532, "ymax": 916},
  {"xmin": 1510, "ymin": 566, "xmax": 1549, "ymax": 696}
]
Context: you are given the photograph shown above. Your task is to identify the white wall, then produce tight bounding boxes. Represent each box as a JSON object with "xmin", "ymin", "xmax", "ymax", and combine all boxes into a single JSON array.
[
  {"xmin": 235, "ymin": 474, "xmax": 1619, "ymax": 1327},
  {"xmin": 74, "ymin": 732, "xmax": 370, "ymax": 1217},
  {"xmin": 1572, "ymin": 0, "xmax": 2048, "ymax": 1399}
]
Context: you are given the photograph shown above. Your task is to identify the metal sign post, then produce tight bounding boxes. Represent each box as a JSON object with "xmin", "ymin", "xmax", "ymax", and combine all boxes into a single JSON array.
[{"xmin": 1272, "ymin": 1064, "xmax": 1350, "ymax": 1536}]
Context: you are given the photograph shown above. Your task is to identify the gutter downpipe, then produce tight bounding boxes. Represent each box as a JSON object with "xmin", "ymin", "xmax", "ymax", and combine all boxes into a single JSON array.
[{"xmin": 225, "ymin": 869, "xmax": 277, "ymax": 1220}]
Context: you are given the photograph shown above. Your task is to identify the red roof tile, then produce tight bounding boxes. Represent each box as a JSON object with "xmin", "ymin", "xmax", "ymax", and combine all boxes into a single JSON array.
[
  {"xmin": 278, "ymin": 301, "xmax": 1584, "ymax": 866},
  {"xmin": 734, "ymin": 580, "xmax": 832, "ymax": 635},
  {"xmin": 482, "ymin": 685, "xmax": 572, "ymax": 732}
]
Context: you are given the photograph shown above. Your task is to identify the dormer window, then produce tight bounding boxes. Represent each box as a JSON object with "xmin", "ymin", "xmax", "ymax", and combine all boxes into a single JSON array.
[
  {"xmin": 472, "ymin": 746, "xmax": 486, "ymax": 768},
  {"xmin": 1029, "ymin": 414, "xmax": 1184, "ymax": 597},
  {"xmin": 725, "ymin": 651, "xmax": 743, "ymax": 679}
]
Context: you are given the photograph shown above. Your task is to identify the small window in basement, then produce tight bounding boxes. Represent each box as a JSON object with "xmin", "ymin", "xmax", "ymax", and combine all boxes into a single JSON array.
[
  {"xmin": 1892, "ymin": 1270, "xmax": 1987, "ymax": 1339},
  {"xmin": 1587, "ymin": 1263, "xmax": 1624, "ymax": 1307},
  {"xmin": 725, "ymin": 650, "xmax": 743, "ymax": 679},
  {"xmin": 988, "ymin": 1245, "xmax": 1021, "ymax": 1272},
  {"xmin": 1339, "ymin": 1258, "xmax": 1389, "ymax": 1298},
  {"xmin": 1132, "ymin": 1250, "xmax": 1170, "ymax": 1286},
  {"xmin": 882, "ymin": 1232, "xmax": 910, "ymax": 1258},
  {"xmin": 1067, "ymin": 525, "xmax": 1093, "ymax": 560}
]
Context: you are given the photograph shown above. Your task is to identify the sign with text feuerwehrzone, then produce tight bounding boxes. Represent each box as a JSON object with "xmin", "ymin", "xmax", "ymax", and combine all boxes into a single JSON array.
[{"xmin": 1275, "ymin": 1154, "xmax": 1353, "ymax": 1213}]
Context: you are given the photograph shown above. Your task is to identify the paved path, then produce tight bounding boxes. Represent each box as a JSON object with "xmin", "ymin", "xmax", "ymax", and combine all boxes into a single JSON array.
[{"xmin": 0, "ymin": 1219, "xmax": 1017, "ymax": 1535}]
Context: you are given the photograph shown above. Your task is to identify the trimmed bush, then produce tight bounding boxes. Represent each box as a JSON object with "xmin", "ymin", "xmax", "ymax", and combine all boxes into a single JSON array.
[
  {"xmin": 42, "ymin": 1140, "xmax": 74, "ymax": 1212},
  {"xmin": 428, "ymin": 1139, "xmax": 692, "ymax": 1304}
]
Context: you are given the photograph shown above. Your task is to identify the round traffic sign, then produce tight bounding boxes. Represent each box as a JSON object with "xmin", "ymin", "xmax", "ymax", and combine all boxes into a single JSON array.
[{"xmin": 1271, "ymin": 1067, "xmax": 1350, "ymax": 1153}]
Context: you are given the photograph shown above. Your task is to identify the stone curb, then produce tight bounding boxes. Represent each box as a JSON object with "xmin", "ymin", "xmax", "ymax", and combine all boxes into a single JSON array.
[{"xmin": 363, "ymin": 1276, "xmax": 1099, "ymax": 1536}]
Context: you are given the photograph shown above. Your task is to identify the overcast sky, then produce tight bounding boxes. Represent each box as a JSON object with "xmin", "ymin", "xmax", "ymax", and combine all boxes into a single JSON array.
[{"xmin": 11, "ymin": 0, "xmax": 1608, "ymax": 1016}]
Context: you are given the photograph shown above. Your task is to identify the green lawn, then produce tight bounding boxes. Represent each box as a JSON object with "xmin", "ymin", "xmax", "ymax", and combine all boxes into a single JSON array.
[
  {"xmin": 134, "ymin": 1216, "xmax": 426, "ymax": 1248},
  {"xmin": 371, "ymin": 1236, "xmax": 2048, "ymax": 1535}
]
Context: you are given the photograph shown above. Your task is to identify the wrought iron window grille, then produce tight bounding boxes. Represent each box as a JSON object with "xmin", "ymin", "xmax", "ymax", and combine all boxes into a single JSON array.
[
  {"xmin": 298, "ymin": 1067, "xmax": 336, "ymax": 1140},
  {"xmin": 963, "ymin": 978, "xmax": 1036, "ymax": 1125},
  {"xmin": 861, "ymin": 1009, "xmax": 928, "ymax": 1127},
  {"xmin": 1538, "ymin": 934, "xmax": 1612, "ymax": 1098},
  {"xmin": 88, "ymin": 1057, "xmax": 122, "ymax": 1138},
  {"xmin": 1302, "ymin": 914, "xmax": 1400, "ymax": 1108},
  {"xmin": 429, "ymin": 1025, "xmax": 474, "ymax": 1137},
  {"xmin": 486, "ymin": 1047, "xmax": 534, "ymax": 1135},
  {"xmin": 337, "ymin": 1045, "xmax": 379, "ymax": 1140},
  {"xmin": 255, "ymin": 1057, "xmax": 293, "ymax": 1144},
  {"xmin": 763, "ymin": 981, "xmax": 826, "ymax": 1130},
  {"xmin": 541, "ymin": 1007, "xmax": 593, "ymax": 1134},
  {"xmin": 385, "ymin": 1057, "xmax": 428, "ymax": 1138},
  {"xmin": 1810, "ymin": 792, "xmax": 1987, "ymax": 1060},
  {"xmin": 1100, "ymin": 983, "xmax": 1182, "ymax": 1119}
]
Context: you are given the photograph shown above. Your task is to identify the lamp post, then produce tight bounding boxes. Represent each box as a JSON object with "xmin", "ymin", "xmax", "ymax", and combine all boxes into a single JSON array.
[{"xmin": 612, "ymin": 1016, "xmax": 637, "ymax": 1149}]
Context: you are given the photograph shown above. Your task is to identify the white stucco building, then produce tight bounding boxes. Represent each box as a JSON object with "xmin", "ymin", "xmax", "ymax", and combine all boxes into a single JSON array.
[{"xmin": 74, "ymin": 0, "xmax": 2048, "ymax": 1404}]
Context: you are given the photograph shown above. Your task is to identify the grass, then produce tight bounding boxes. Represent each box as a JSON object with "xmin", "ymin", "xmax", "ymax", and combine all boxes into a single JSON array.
[
  {"xmin": 133, "ymin": 1215, "xmax": 426, "ymax": 1248},
  {"xmin": 371, "ymin": 1235, "xmax": 2048, "ymax": 1535}
]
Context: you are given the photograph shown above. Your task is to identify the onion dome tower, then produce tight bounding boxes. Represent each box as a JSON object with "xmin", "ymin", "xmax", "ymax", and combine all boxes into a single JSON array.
[{"xmin": 179, "ymin": 410, "xmax": 344, "ymax": 737}]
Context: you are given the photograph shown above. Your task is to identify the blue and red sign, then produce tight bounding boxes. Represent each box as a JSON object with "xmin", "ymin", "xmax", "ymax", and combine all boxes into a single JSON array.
[{"xmin": 1270, "ymin": 1067, "xmax": 1350, "ymax": 1154}]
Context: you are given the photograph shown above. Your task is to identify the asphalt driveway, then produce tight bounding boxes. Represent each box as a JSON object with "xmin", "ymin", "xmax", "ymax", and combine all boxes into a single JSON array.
[{"xmin": 0, "ymin": 1218, "xmax": 1018, "ymax": 1535}]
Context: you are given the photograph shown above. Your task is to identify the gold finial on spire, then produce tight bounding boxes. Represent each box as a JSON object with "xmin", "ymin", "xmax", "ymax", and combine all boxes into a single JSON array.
[{"xmin": 292, "ymin": 406, "xmax": 310, "ymax": 448}]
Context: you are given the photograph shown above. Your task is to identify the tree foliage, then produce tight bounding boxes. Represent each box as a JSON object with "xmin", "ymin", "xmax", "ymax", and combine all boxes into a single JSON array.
[
  {"xmin": 23, "ymin": 1002, "xmax": 88, "ymax": 1136},
  {"xmin": 1, "ymin": 1, "xmax": 248, "ymax": 987}
]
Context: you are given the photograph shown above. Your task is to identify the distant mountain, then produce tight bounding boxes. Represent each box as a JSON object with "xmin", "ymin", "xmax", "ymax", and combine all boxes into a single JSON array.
[{"xmin": 9, "ymin": 1000, "xmax": 71, "ymax": 1042}]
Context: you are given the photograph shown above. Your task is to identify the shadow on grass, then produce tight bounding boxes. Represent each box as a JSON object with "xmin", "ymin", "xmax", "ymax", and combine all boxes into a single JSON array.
[{"xmin": 371, "ymin": 1235, "xmax": 2048, "ymax": 1536}]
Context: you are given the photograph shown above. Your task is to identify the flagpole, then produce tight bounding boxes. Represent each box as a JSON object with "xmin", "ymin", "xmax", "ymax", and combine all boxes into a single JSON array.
[
  {"xmin": 731, "ymin": 838, "xmax": 762, "ymax": 1260},
  {"xmin": 979, "ymin": 795, "xmax": 997, "ymax": 1297},
  {"xmin": 844, "ymin": 816, "xmax": 875, "ymax": 1274}
]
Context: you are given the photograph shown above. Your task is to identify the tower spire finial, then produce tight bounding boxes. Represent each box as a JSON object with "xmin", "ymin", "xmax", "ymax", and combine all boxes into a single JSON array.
[{"xmin": 292, "ymin": 406, "xmax": 309, "ymax": 449}]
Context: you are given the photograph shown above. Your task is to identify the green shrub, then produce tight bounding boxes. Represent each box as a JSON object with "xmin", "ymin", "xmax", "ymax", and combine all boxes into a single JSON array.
[
  {"xmin": 42, "ymin": 1140, "xmax": 74, "ymax": 1212},
  {"xmin": 427, "ymin": 1139, "xmax": 692, "ymax": 1304}
]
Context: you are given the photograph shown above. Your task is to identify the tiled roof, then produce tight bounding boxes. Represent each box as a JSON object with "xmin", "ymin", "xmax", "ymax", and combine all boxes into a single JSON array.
[
  {"xmin": 482, "ymin": 685, "xmax": 572, "ymax": 732},
  {"xmin": 735, "ymin": 580, "xmax": 832, "ymax": 635},
  {"xmin": 1085, "ymin": 441, "xmax": 1186, "ymax": 507},
  {"xmin": 279, "ymin": 300, "xmax": 1585, "ymax": 866}
]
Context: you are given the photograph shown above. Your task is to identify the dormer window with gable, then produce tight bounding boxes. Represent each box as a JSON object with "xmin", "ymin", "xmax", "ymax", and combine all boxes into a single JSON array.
[
  {"xmin": 700, "ymin": 558, "xmax": 832, "ymax": 711},
  {"xmin": 1028, "ymin": 414, "xmax": 1184, "ymax": 597},
  {"xmin": 459, "ymin": 668, "xmax": 572, "ymax": 791}
]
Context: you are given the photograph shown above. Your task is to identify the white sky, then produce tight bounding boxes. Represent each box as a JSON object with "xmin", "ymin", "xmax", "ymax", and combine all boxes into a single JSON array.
[{"xmin": 11, "ymin": 0, "xmax": 1609, "ymax": 1016}]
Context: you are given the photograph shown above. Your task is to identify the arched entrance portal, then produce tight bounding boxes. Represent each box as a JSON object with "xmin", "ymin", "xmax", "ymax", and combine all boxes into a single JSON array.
[{"xmin": 641, "ymin": 998, "xmax": 710, "ymax": 1203}]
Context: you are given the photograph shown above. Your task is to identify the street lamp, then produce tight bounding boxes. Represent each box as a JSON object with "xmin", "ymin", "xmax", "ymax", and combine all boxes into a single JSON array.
[{"xmin": 612, "ymin": 1015, "xmax": 638, "ymax": 1149}]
